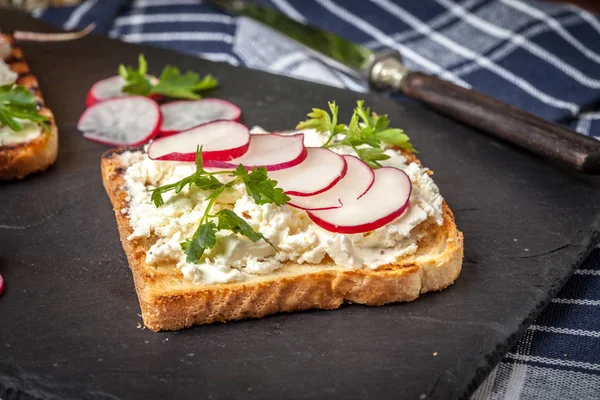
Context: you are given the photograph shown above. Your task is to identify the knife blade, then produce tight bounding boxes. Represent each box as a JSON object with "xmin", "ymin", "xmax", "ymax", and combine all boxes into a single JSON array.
[
  {"xmin": 207, "ymin": 0, "xmax": 600, "ymax": 174},
  {"xmin": 206, "ymin": 0, "xmax": 373, "ymax": 77}
]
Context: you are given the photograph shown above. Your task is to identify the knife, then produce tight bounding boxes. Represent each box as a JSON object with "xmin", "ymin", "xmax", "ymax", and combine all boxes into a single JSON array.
[{"xmin": 207, "ymin": 0, "xmax": 600, "ymax": 174}]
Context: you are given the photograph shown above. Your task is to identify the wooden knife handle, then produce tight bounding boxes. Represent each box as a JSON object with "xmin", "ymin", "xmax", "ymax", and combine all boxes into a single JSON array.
[{"xmin": 400, "ymin": 71, "xmax": 600, "ymax": 174}]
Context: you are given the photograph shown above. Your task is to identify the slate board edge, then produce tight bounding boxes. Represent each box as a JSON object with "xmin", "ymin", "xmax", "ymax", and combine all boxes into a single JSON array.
[
  {"xmin": 1, "ymin": 228, "xmax": 599, "ymax": 400},
  {"xmin": 462, "ymin": 217, "xmax": 600, "ymax": 399}
]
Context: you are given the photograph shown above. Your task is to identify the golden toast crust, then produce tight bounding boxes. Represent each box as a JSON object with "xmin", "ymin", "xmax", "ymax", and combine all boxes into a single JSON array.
[
  {"xmin": 101, "ymin": 148, "xmax": 464, "ymax": 332},
  {"xmin": 0, "ymin": 35, "xmax": 58, "ymax": 180}
]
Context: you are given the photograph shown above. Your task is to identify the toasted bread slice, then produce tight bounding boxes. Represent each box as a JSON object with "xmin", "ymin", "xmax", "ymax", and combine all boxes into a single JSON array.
[
  {"xmin": 0, "ymin": 34, "xmax": 58, "ymax": 180},
  {"xmin": 101, "ymin": 148, "xmax": 463, "ymax": 332}
]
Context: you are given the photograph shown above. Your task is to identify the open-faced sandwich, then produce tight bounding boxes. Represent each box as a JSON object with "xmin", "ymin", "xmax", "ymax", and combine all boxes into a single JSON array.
[
  {"xmin": 0, "ymin": 34, "xmax": 57, "ymax": 180},
  {"xmin": 100, "ymin": 100, "xmax": 463, "ymax": 331}
]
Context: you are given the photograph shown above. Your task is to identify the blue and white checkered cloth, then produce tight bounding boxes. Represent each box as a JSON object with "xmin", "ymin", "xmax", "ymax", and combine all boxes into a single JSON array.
[{"xmin": 35, "ymin": 1, "xmax": 600, "ymax": 398}]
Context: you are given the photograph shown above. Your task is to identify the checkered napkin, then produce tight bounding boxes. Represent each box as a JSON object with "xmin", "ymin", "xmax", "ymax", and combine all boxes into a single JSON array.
[{"xmin": 37, "ymin": 1, "xmax": 600, "ymax": 398}]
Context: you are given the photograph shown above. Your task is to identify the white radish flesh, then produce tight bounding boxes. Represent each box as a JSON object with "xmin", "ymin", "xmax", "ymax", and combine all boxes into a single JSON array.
[
  {"xmin": 249, "ymin": 126, "xmax": 270, "ymax": 134},
  {"xmin": 274, "ymin": 128, "xmax": 329, "ymax": 147},
  {"xmin": 288, "ymin": 155, "xmax": 374, "ymax": 210},
  {"xmin": 268, "ymin": 148, "xmax": 347, "ymax": 197},
  {"xmin": 159, "ymin": 99, "xmax": 241, "ymax": 136},
  {"xmin": 307, "ymin": 167, "xmax": 412, "ymax": 234},
  {"xmin": 77, "ymin": 96, "xmax": 162, "ymax": 146},
  {"xmin": 147, "ymin": 120, "xmax": 250, "ymax": 162},
  {"xmin": 86, "ymin": 76, "xmax": 125, "ymax": 106},
  {"xmin": 204, "ymin": 133, "xmax": 307, "ymax": 171},
  {"xmin": 86, "ymin": 75, "xmax": 160, "ymax": 106}
]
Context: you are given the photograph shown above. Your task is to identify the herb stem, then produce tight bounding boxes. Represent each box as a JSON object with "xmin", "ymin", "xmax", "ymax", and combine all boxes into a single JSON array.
[
  {"xmin": 322, "ymin": 133, "xmax": 336, "ymax": 148},
  {"xmin": 200, "ymin": 194, "xmax": 219, "ymax": 225},
  {"xmin": 199, "ymin": 176, "xmax": 241, "ymax": 224},
  {"xmin": 152, "ymin": 150, "xmax": 289, "ymax": 263},
  {"xmin": 206, "ymin": 170, "xmax": 237, "ymax": 176}
]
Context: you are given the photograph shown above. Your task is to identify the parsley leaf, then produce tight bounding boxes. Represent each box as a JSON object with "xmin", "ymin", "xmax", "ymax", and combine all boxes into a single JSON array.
[
  {"xmin": 193, "ymin": 175, "xmax": 224, "ymax": 191},
  {"xmin": 355, "ymin": 147, "xmax": 390, "ymax": 168},
  {"xmin": 297, "ymin": 100, "xmax": 414, "ymax": 167},
  {"xmin": 233, "ymin": 165, "xmax": 290, "ymax": 206},
  {"xmin": 119, "ymin": 54, "xmax": 218, "ymax": 100},
  {"xmin": 150, "ymin": 175, "xmax": 194, "ymax": 207},
  {"xmin": 296, "ymin": 101, "xmax": 345, "ymax": 146},
  {"xmin": 151, "ymin": 66, "xmax": 218, "ymax": 100},
  {"xmin": 376, "ymin": 128, "xmax": 414, "ymax": 152},
  {"xmin": 355, "ymin": 100, "xmax": 415, "ymax": 152},
  {"xmin": 119, "ymin": 54, "xmax": 154, "ymax": 97},
  {"xmin": 152, "ymin": 150, "xmax": 288, "ymax": 264},
  {"xmin": 337, "ymin": 113, "xmax": 380, "ymax": 148},
  {"xmin": 181, "ymin": 222, "xmax": 217, "ymax": 263},
  {"xmin": 150, "ymin": 147, "xmax": 221, "ymax": 207},
  {"xmin": 296, "ymin": 105, "xmax": 332, "ymax": 133},
  {"xmin": 214, "ymin": 209, "xmax": 273, "ymax": 246},
  {"xmin": 0, "ymin": 84, "xmax": 49, "ymax": 131},
  {"xmin": 354, "ymin": 99, "xmax": 373, "ymax": 126}
]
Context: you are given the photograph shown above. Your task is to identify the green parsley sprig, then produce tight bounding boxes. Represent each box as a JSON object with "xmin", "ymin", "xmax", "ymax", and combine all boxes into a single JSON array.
[
  {"xmin": 151, "ymin": 148, "xmax": 289, "ymax": 263},
  {"xmin": 296, "ymin": 100, "xmax": 414, "ymax": 168},
  {"xmin": 0, "ymin": 84, "xmax": 49, "ymax": 131},
  {"xmin": 119, "ymin": 54, "xmax": 219, "ymax": 100}
]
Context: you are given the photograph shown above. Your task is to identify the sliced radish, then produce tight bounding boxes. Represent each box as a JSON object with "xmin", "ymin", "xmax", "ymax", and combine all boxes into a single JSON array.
[
  {"xmin": 159, "ymin": 99, "xmax": 241, "ymax": 136},
  {"xmin": 0, "ymin": 273, "xmax": 3, "ymax": 296},
  {"xmin": 288, "ymin": 155, "xmax": 374, "ymax": 210},
  {"xmin": 78, "ymin": 96, "xmax": 162, "ymax": 146},
  {"xmin": 272, "ymin": 129, "xmax": 303, "ymax": 135},
  {"xmin": 249, "ymin": 126, "xmax": 270, "ymax": 134},
  {"xmin": 268, "ymin": 148, "xmax": 347, "ymax": 196},
  {"xmin": 307, "ymin": 167, "xmax": 412, "ymax": 234},
  {"xmin": 86, "ymin": 75, "xmax": 161, "ymax": 106},
  {"xmin": 205, "ymin": 133, "xmax": 307, "ymax": 171},
  {"xmin": 148, "ymin": 120, "xmax": 250, "ymax": 162}
]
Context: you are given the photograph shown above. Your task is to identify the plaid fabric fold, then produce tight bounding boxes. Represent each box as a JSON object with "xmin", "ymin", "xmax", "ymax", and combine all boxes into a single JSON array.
[
  {"xmin": 35, "ymin": 1, "xmax": 600, "ymax": 398},
  {"xmin": 38, "ymin": 0, "xmax": 600, "ymax": 139}
]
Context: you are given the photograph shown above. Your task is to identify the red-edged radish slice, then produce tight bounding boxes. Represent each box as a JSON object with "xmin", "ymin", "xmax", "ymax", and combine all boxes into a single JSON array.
[
  {"xmin": 268, "ymin": 148, "xmax": 347, "ymax": 197},
  {"xmin": 78, "ymin": 96, "xmax": 162, "ymax": 146},
  {"xmin": 159, "ymin": 99, "xmax": 241, "ymax": 136},
  {"xmin": 0, "ymin": 273, "xmax": 3, "ymax": 296},
  {"xmin": 288, "ymin": 155, "xmax": 374, "ymax": 211},
  {"xmin": 86, "ymin": 75, "xmax": 161, "ymax": 106},
  {"xmin": 147, "ymin": 120, "xmax": 250, "ymax": 162},
  {"xmin": 307, "ymin": 167, "xmax": 412, "ymax": 234},
  {"xmin": 205, "ymin": 133, "xmax": 307, "ymax": 171},
  {"xmin": 272, "ymin": 128, "xmax": 328, "ymax": 146}
]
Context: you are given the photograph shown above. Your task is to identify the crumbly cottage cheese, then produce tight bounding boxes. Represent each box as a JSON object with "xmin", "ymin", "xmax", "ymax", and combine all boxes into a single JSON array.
[{"xmin": 120, "ymin": 129, "xmax": 444, "ymax": 284}]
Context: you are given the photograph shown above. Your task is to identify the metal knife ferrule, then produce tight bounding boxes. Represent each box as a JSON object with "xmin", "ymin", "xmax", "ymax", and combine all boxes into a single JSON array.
[
  {"xmin": 207, "ymin": 0, "xmax": 600, "ymax": 174},
  {"xmin": 367, "ymin": 50, "xmax": 411, "ymax": 91}
]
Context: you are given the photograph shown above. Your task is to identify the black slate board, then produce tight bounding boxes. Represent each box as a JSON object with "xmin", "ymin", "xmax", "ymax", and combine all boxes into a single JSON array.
[{"xmin": 1, "ymin": 11, "xmax": 599, "ymax": 400}]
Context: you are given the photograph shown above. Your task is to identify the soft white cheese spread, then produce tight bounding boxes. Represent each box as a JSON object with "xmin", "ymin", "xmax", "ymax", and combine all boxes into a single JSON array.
[
  {"xmin": 0, "ymin": 61, "xmax": 17, "ymax": 86},
  {"xmin": 0, "ymin": 40, "xmax": 17, "ymax": 86},
  {"xmin": 0, "ymin": 120, "xmax": 42, "ymax": 146},
  {"xmin": 120, "ymin": 129, "xmax": 444, "ymax": 284},
  {"xmin": 0, "ymin": 37, "xmax": 11, "ymax": 59},
  {"xmin": 0, "ymin": 41, "xmax": 39, "ymax": 146}
]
